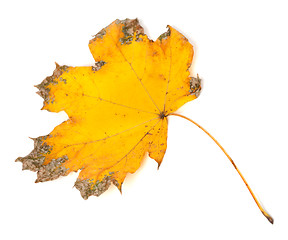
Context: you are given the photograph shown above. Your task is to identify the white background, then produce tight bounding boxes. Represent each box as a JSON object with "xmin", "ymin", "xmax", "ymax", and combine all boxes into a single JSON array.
[{"xmin": 1, "ymin": 0, "xmax": 288, "ymax": 239}]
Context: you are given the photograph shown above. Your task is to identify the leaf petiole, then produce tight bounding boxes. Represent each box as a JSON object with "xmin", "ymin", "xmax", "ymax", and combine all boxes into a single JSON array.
[{"xmin": 168, "ymin": 112, "xmax": 273, "ymax": 224}]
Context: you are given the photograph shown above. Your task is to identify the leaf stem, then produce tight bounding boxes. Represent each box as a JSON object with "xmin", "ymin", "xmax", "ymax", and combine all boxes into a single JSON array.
[{"xmin": 168, "ymin": 112, "xmax": 273, "ymax": 224}]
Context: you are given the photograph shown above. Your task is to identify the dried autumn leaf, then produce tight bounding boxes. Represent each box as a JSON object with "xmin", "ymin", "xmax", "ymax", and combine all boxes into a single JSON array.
[
  {"xmin": 16, "ymin": 19, "xmax": 201, "ymax": 199},
  {"xmin": 16, "ymin": 18, "xmax": 274, "ymax": 224}
]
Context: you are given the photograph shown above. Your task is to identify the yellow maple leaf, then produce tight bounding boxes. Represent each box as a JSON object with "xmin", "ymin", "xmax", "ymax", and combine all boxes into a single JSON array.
[
  {"xmin": 16, "ymin": 18, "xmax": 273, "ymax": 224},
  {"xmin": 16, "ymin": 19, "xmax": 201, "ymax": 199}
]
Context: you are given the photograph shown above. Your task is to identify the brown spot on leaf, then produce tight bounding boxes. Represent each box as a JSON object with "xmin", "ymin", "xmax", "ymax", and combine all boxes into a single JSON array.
[
  {"xmin": 16, "ymin": 135, "xmax": 52, "ymax": 172},
  {"xmin": 91, "ymin": 27, "xmax": 106, "ymax": 40},
  {"xmin": 35, "ymin": 155, "xmax": 69, "ymax": 183},
  {"xmin": 189, "ymin": 74, "xmax": 202, "ymax": 98},
  {"xmin": 16, "ymin": 135, "xmax": 69, "ymax": 182},
  {"xmin": 119, "ymin": 18, "xmax": 144, "ymax": 45},
  {"xmin": 158, "ymin": 27, "xmax": 171, "ymax": 42},
  {"xmin": 35, "ymin": 63, "xmax": 69, "ymax": 104},
  {"xmin": 92, "ymin": 60, "xmax": 106, "ymax": 71},
  {"xmin": 74, "ymin": 173, "xmax": 119, "ymax": 199}
]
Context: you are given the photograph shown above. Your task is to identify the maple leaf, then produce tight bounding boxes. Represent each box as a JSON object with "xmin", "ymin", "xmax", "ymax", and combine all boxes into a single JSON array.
[
  {"xmin": 16, "ymin": 18, "xmax": 274, "ymax": 224},
  {"xmin": 16, "ymin": 19, "xmax": 201, "ymax": 199}
]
